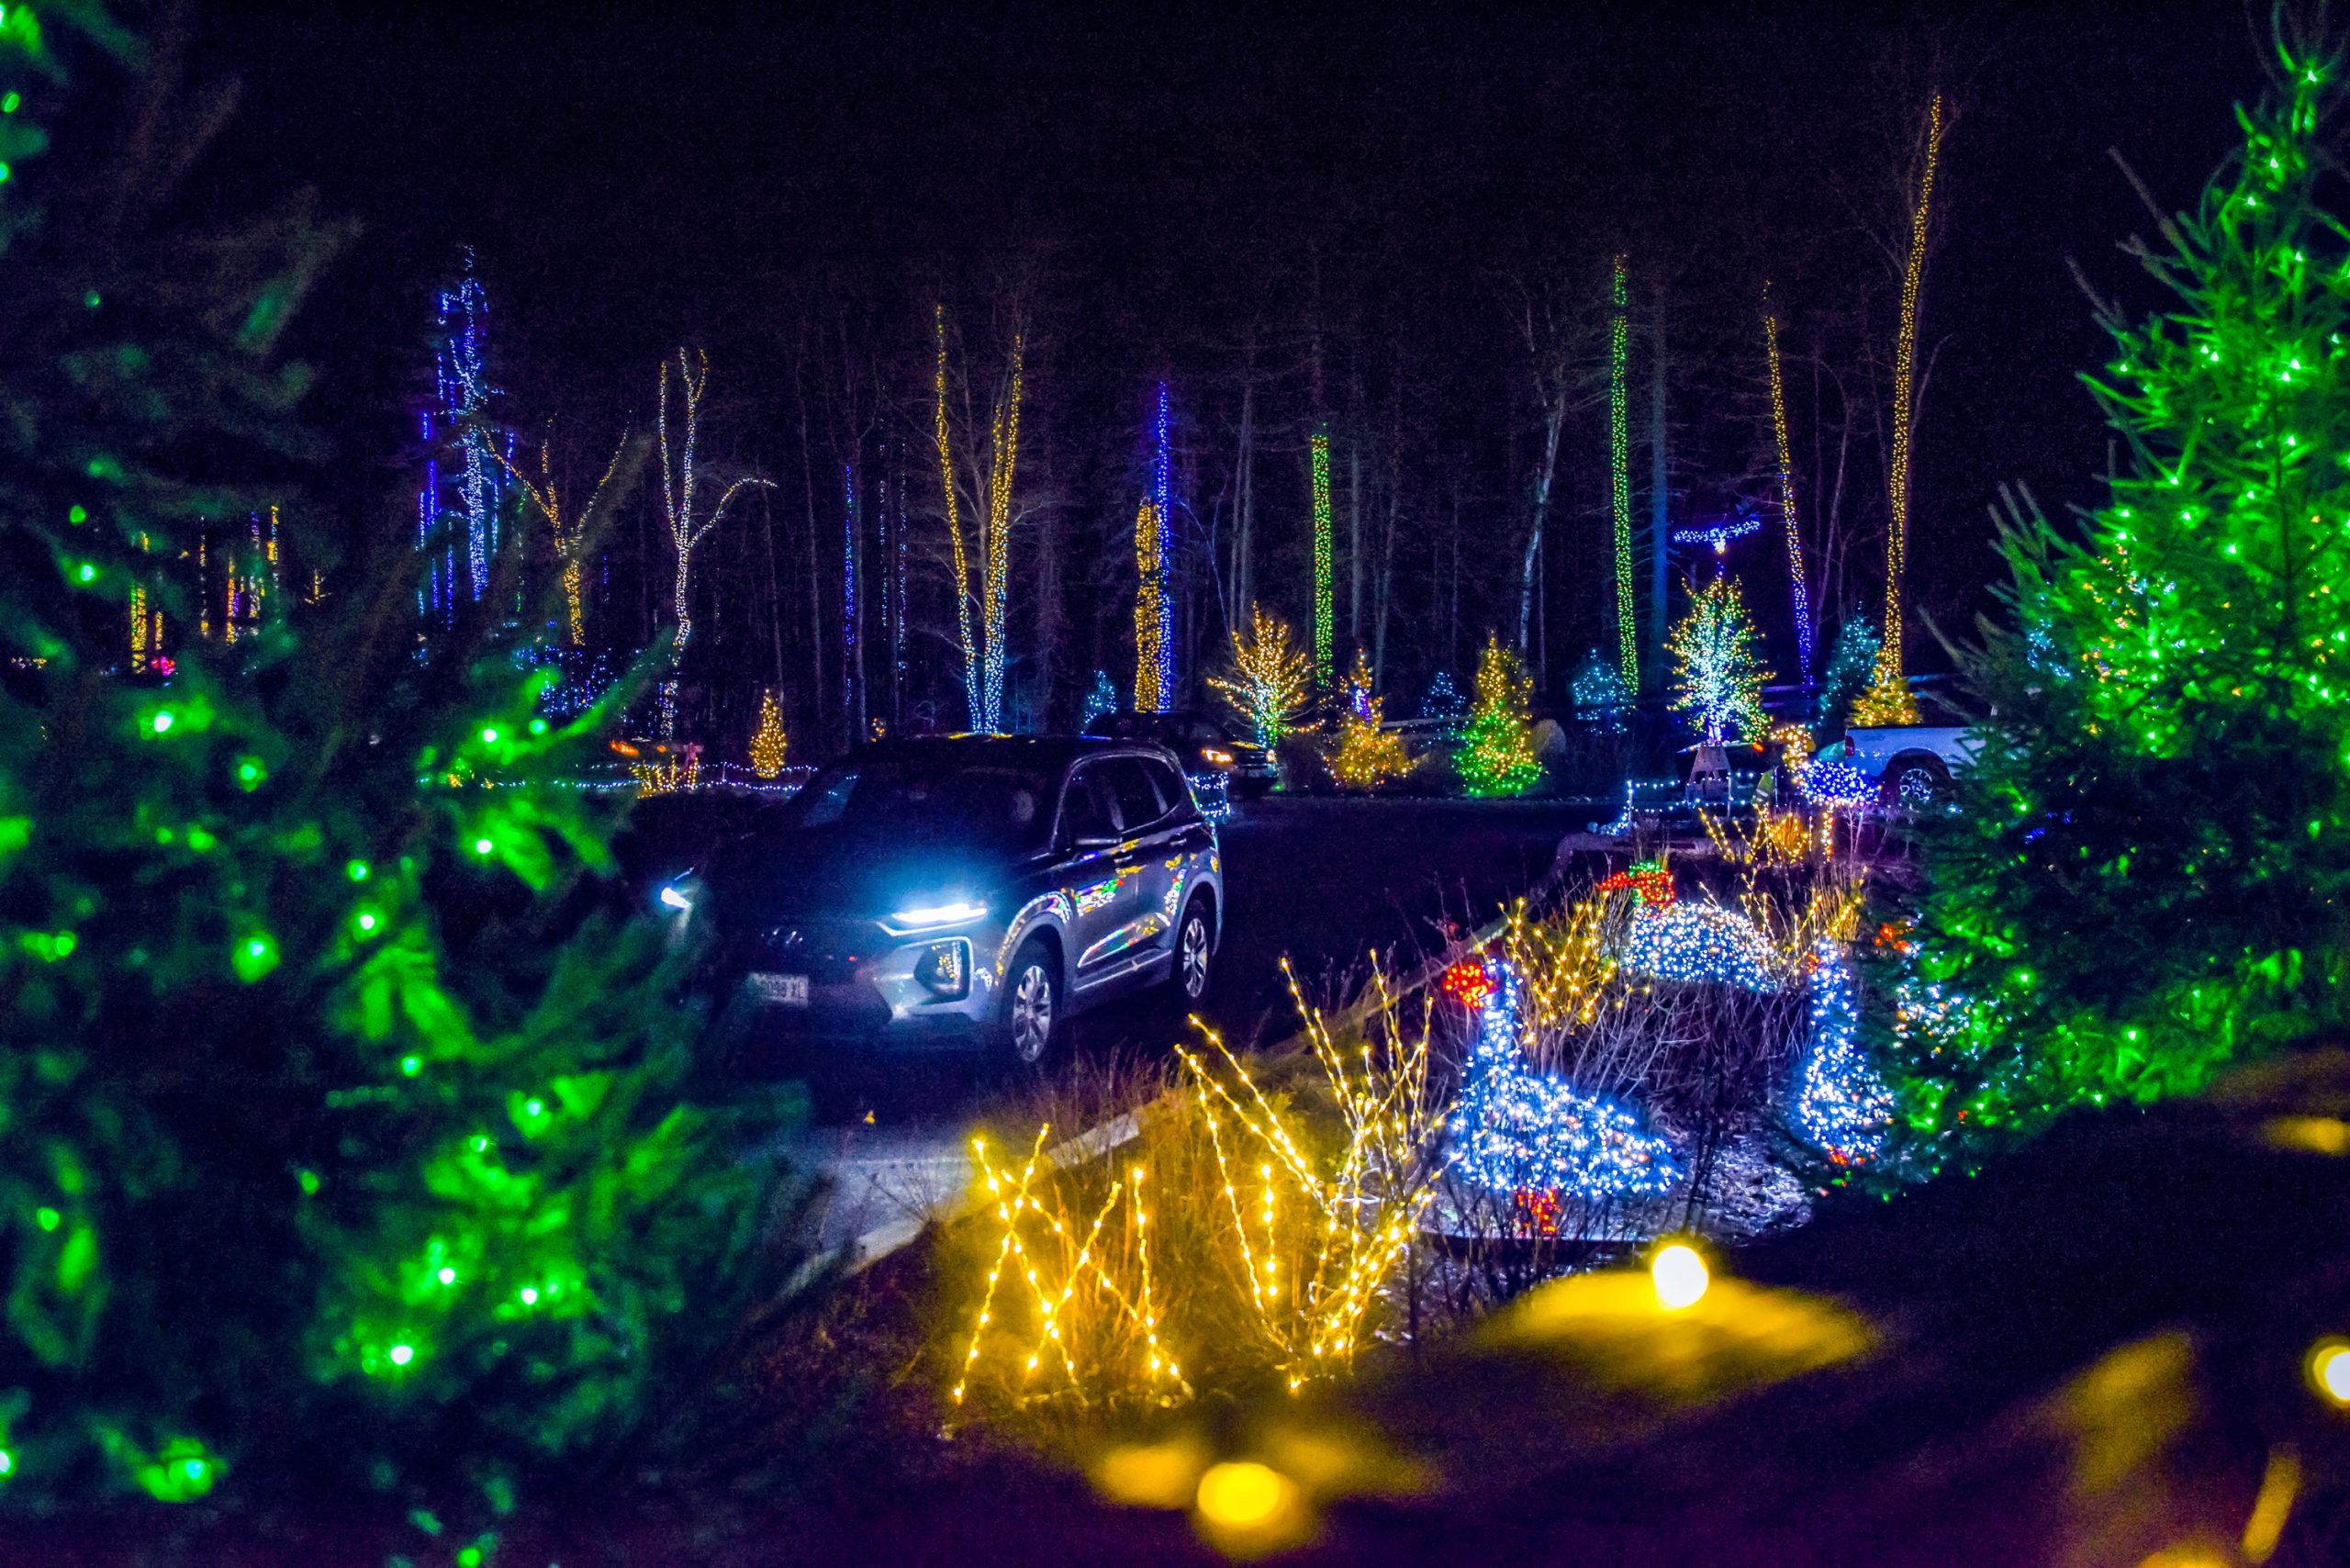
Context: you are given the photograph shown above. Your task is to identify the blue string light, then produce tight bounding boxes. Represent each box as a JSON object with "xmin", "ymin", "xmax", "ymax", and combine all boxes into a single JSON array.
[
  {"xmin": 1790, "ymin": 941, "xmax": 1890, "ymax": 1164},
  {"xmin": 1796, "ymin": 760, "xmax": 1874, "ymax": 808},
  {"xmin": 430, "ymin": 259, "xmax": 499, "ymax": 603},
  {"xmin": 1447, "ymin": 957, "xmax": 1681, "ymax": 1202},
  {"xmin": 843, "ymin": 464, "xmax": 858, "ymax": 724},
  {"xmin": 1619, "ymin": 902, "xmax": 1782, "ymax": 992}
]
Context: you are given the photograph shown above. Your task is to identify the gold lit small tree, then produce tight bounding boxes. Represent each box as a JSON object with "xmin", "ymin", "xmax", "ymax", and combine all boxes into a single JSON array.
[
  {"xmin": 748, "ymin": 689, "xmax": 788, "ymax": 778},
  {"xmin": 1330, "ymin": 651, "xmax": 1408, "ymax": 790},
  {"xmin": 1209, "ymin": 602, "xmax": 1312, "ymax": 748}
]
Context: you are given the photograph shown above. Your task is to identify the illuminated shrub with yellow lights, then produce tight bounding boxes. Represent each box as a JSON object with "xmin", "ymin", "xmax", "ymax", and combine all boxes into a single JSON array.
[
  {"xmin": 1330, "ymin": 653, "xmax": 1410, "ymax": 790},
  {"xmin": 0, "ymin": 4, "xmax": 801, "ymax": 1522},
  {"xmin": 946, "ymin": 974, "xmax": 1444, "ymax": 1414},
  {"xmin": 1908, "ymin": 44, "xmax": 2350, "ymax": 1140}
]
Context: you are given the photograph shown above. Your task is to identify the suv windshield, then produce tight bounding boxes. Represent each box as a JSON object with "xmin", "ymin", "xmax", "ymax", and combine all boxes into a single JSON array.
[{"xmin": 790, "ymin": 758, "xmax": 1055, "ymax": 845}]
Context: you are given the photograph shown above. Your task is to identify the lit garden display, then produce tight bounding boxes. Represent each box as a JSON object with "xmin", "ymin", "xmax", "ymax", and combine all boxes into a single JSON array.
[
  {"xmin": 1445, "ymin": 956, "xmax": 1681, "ymax": 1203},
  {"xmin": 1666, "ymin": 577, "xmax": 1771, "ymax": 745},
  {"xmin": 1459, "ymin": 636, "xmax": 1540, "ymax": 797},
  {"xmin": 1209, "ymin": 603, "xmax": 1312, "ymax": 748},
  {"xmin": 1133, "ymin": 383, "xmax": 1175, "ymax": 712},
  {"xmin": 1899, "ymin": 45, "xmax": 2350, "ymax": 1140},
  {"xmin": 1331, "ymin": 652, "xmax": 1409, "ymax": 788},
  {"xmin": 1763, "ymin": 285, "xmax": 1815, "ymax": 682},
  {"xmin": 1619, "ymin": 902, "xmax": 1783, "ymax": 992},
  {"xmin": 1790, "ymin": 941, "xmax": 1891, "ymax": 1164}
]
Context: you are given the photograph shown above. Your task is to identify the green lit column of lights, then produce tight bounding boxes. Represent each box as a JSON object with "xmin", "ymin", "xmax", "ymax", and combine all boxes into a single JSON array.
[
  {"xmin": 1610, "ymin": 255, "xmax": 1636, "ymax": 689},
  {"xmin": 1312, "ymin": 424, "xmax": 1333, "ymax": 692}
]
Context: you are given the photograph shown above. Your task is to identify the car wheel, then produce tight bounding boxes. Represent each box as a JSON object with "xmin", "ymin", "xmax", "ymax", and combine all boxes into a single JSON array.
[
  {"xmin": 997, "ymin": 938, "xmax": 1062, "ymax": 1069},
  {"xmin": 1171, "ymin": 898, "xmax": 1214, "ymax": 1004},
  {"xmin": 1878, "ymin": 752, "xmax": 1952, "ymax": 809}
]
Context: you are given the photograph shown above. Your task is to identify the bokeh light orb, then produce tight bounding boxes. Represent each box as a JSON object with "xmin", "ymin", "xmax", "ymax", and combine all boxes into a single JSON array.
[{"xmin": 1651, "ymin": 1242, "xmax": 1710, "ymax": 1311}]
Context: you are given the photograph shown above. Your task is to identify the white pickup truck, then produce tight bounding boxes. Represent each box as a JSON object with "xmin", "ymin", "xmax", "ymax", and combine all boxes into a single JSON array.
[{"xmin": 1843, "ymin": 724, "xmax": 1980, "ymax": 806}]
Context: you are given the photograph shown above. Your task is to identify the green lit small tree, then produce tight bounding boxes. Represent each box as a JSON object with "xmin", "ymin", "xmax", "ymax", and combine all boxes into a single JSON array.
[
  {"xmin": 1458, "ymin": 636, "xmax": 1540, "ymax": 797},
  {"xmin": 0, "ymin": 4, "xmax": 805, "ymax": 1529},
  {"xmin": 1902, "ymin": 26, "xmax": 2350, "ymax": 1140}
]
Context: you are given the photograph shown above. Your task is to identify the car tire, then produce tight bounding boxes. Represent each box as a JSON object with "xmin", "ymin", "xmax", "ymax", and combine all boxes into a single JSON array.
[
  {"xmin": 1878, "ymin": 752, "xmax": 1952, "ymax": 809},
  {"xmin": 1169, "ymin": 896, "xmax": 1214, "ymax": 1006},
  {"xmin": 995, "ymin": 937, "xmax": 1063, "ymax": 1070}
]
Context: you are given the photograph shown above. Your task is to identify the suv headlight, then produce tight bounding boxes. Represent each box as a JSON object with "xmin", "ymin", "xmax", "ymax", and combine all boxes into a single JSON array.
[{"xmin": 883, "ymin": 900, "xmax": 988, "ymax": 935}]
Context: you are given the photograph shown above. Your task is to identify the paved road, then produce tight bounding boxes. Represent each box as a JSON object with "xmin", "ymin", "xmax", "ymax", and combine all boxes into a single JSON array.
[{"xmin": 787, "ymin": 794, "xmax": 1602, "ymax": 1254}]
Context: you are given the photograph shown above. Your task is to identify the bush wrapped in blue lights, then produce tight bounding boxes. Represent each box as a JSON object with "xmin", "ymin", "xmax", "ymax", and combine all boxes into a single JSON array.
[
  {"xmin": 1444, "ymin": 958, "xmax": 1681, "ymax": 1204},
  {"xmin": 1790, "ymin": 942, "xmax": 1892, "ymax": 1165},
  {"xmin": 1618, "ymin": 902, "xmax": 1785, "ymax": 993}
]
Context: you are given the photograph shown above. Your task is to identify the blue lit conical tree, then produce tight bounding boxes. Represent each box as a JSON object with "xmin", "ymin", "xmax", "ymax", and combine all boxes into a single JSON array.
[
  {"xmin": 0, "ymin": 2, "xmax": 804, "ymax": 1526},
  {"xmin": 1903, "ymin": 28, "xmax": 2350, "ymax": 1138}
]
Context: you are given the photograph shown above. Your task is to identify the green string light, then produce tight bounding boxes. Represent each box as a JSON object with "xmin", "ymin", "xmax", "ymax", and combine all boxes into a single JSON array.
[
  {"xmin": 1610, "ymin": 255, "xmax": 1635, "ymax": 688},
  {"xmin": 1311, "ymin": 425, "xmax": 1333, "ymax": 692}
]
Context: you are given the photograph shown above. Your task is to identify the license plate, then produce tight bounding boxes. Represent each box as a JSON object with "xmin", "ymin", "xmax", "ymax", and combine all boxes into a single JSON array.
[{"xmin": 749, "ymin": 972, "xmax": 810, "ymax": 1006}]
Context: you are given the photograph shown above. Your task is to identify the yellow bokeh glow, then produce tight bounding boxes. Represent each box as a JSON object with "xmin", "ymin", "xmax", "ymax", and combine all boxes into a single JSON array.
[
  {"xmin": 2311, "ymin": 1339, "xmax": 2350, "ymax": 1406},
  {"xmin": 1195, "ymin": 1461, "xmax": 1293, "ymax": 1529},
  {"xmin": 1651, "ymin": 1243, "xmax": 1710, "ymax": 1311}
]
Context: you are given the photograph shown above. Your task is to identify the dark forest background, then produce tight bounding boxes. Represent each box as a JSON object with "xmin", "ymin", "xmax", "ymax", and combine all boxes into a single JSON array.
[{"xmin": 166, "ymin": 0, "xmax": 2255, "ymax": 755}]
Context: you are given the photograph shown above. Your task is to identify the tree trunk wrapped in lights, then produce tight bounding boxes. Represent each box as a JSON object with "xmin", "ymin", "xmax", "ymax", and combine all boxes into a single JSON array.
[
  {"xmin": 656, "ymin": 349, "xmax": 770, "ymax": 738},
  {"xmin": 932, "ymin": 306, "xmax": 1025, "ymax": 734},
  {"xmin": 1906, "ymin": 37, "xmax": 2350, "ymax": 1140},
  {"xmin": 1856, "ymin": 93, "xmax": 1948, "ymax": 726}
]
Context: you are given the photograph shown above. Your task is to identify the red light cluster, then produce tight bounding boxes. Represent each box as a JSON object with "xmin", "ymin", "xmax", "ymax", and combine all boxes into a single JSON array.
[
  {"xmin": 1440, "ymin": 958, "xmax": 1494, "ymax": 1010},
  {"xmin": 1596, "ymin": 866, "xmax": 1675, "ymax": 906}
]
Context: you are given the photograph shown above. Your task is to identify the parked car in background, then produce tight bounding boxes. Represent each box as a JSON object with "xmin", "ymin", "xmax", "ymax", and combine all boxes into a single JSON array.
[
  {"xmin": 1843, "ymin": 723, "xmax": 1979, "ymax": 806},
  {"xmin": 661, "ymin": 736, "xmax": 1222, "ymax": 1070},
  {"xmin": 1083, "ymin": 708, "xmax": 1275, "ymax": 801}
]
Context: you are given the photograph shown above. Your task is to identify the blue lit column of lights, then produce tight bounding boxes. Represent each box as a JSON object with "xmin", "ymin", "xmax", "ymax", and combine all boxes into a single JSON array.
[
  {"xmin": 1619, "ymin": 902, "xmax": 1784, "ymax": 992},
  {"xmin": 1792, "ymin": 940, "xmax": 1892, "ymax": 1164},
  {"xmin": 420, "ymin": 259, "xmax": 500, "ymax": 613},
  {"xmin": 1763, "ymin": 292, "xmax": 1815, "ymax": 681},
  {"xmin": 843, "ymin": 464, "xmax": 858, "ymax": 723},
  {"xmin": 1448, "ymin": 957, "xmax": 1681, "ymax": 1201}
]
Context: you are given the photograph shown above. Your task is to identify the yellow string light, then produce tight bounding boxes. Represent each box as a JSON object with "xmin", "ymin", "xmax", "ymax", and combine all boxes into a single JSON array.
[{"xmin": 1863, "ymin": 94, "xmax": 1945, "ymax": 725}]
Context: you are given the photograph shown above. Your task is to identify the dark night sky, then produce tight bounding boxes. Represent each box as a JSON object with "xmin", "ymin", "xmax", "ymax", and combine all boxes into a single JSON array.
[{"xmin": 184, "ymin": 0, "xmax": 2261, "ymax": 719}]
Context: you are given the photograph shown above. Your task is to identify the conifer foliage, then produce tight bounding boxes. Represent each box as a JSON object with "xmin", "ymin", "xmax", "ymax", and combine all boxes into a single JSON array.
[
  {"xmin": 0, "ymin": 5, "xmax": 803, "ymax": 1520},
  {"xmin": 1907, "ymin": 29, "xmax": 2350, "ymax": 1136},
  {"xmin": 749, "ymin": 689, "xmax": 789, "ymax": 777},
  {"xmin": 1666, "ymin": 577, "xmax": 1771, "ymax": 745},
  {"xmin": 1458, "ymin": 636, "xmax": 1540, "ymax": 797},
  {"xmin": 1330, "ymin": 652, "xmax": 1409, "ymax": 789}
]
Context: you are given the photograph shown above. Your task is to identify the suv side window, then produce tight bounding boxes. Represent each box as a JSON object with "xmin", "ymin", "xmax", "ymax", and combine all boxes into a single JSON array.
[
  {"xmin": 1059, "ymin": 766, "xmax": 1120, "ymax": 845},
  {"xmin": 1100, "ymin": 756, "xmax": 1165, "ymax": 832},
  {"xmin": 1141, "ymin": 757, "xmax": 1192, "ymax": 816}
]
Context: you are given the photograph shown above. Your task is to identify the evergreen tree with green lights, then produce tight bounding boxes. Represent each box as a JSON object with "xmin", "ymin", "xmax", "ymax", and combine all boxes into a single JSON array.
[
  {"xmin": 0, "ymin": 3, "xmax": 805, "ymax": 1532},
  {"xmin": 1458, "ymin": 636, "xmax": 1541, "ymax": 797},
  {"xmin": 1902, "ymin": 26, "xmax": 2350, "ymax": 1142}
]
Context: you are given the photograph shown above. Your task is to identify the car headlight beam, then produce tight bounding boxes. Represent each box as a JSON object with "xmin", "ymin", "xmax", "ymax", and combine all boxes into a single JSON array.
[{"xmin": 884, "ymin": 899, "xmax": 989, "ymax": 935}]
